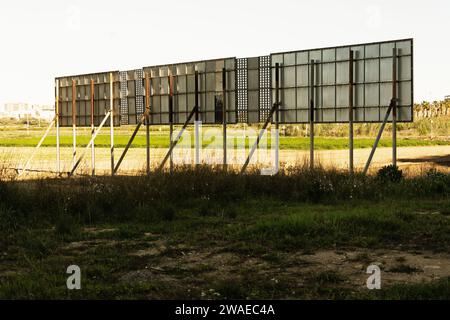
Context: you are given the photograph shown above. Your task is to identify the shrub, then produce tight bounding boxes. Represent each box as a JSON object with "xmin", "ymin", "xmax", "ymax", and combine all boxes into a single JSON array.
[
  {"xmin": 55, "ymin": 214, "xmax": 77, "ymax": 236},
  {"xmin": 160, "ymin": 206, "xmax": 176, "ymax": 221},
  {"xmin": 426, "ymin": 168, "xmax": 447, "ymax": 180},
  {"xmin": 377, "ymin": 165, "xmax": 403, "ymax": 183},
  {"xmin": 0, "ymin": 204, "xmax": 19, "ymax": 233}
]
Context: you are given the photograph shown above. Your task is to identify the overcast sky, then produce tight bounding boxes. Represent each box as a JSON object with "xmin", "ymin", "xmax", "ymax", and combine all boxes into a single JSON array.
[{"xmin": 0, "ymin": 0, "xmax": 448, "ymax": 106}]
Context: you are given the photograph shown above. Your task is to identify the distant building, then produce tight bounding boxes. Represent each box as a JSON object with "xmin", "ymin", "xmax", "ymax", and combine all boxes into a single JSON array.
[{"xmin": 0, "ymin": 103, "xmax": 54, "ymax": 121}]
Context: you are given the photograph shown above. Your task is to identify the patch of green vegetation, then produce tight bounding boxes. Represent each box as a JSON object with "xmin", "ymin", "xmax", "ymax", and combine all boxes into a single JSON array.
[
  {"xmin": 279, "ymin": 136, "xmax": 450, "ymax": 150},
  {"xmin": 0, "ymin": 129, "xmax": 448, "ymax": 149},
  {"xmin": 367, "ymin": 277, "xmax": 450, "ymax": 300},
  {"xmin": 0, "ymin": 167, "xmax": 449, "ymax": 299},
  {"xmin": 310, "ymin": 271, "xmax": 345, "ymax": 285},
  {"xmin": 388, "ymin": 264, "xmax": 423, "ymax": 274}
]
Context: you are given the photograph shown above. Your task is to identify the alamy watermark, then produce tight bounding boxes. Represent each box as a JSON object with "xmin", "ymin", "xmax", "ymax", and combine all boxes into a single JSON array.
[
  {"xmin": 66, "ymin": 265, "xmax": 81, "ymax": 290},
  {"xmin": 171, "ymin": 122, "xmax": 280, "ymax": 175},
  {"xmin": 366, "ymin": 265, "xmax": 381, "ymax": 290}
]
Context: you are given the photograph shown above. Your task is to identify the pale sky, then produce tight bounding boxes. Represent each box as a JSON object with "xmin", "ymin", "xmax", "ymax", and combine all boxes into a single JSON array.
[{"xmin": 0, "ymin": 0, "xmax": 449, "ymax": 106}]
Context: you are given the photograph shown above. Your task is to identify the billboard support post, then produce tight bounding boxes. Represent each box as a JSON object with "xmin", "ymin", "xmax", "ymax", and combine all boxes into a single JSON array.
[
  {"xmin": 114, "ymin": 114, "xmax": 145, "ymax": 174},
  {"xmin": 222, "ymin": 68, "xmax": 227, "ymax": 171},
  {"xmin": 90, "ymin": 79, "xmax": 95, "ymax": 176},
  {"xmin": 114, "ymin": 72, "xmax": 152, "ymax": 175},
  {"xmin": 392, "ymin": 48, "xmax": 398, "ymax": 168},
  {"xmin": 70, "ymin": 111, "xmax": 112, "ymax": 177},
  {"xmin": 194, "ymin": 70, "xmax": 201, "ymax": 167},
  {"xmin": 310, "ymin": 60, "xmax": 315, "ymax": 170},
  {"xmin": 241, "ymin": 103, "xmax": 278, "ymax": 174},
  {"xmin": 169, "ymin": 73, "xmax": 174, "ymax": 173},
  {"xmin": 241, "ymin": 63, "xmax": 280, "ymax": 174},
  {"xmin": 110, "ymin": 72, "xmax": 115, "ymax": 176},
  {"xmin": 159, "ymin": 106, "xmax": 198, "ymax": 171},
  {"xmin": 72, "ymin": 80, "xmax": 77, "ymax": 172},
  {"xmin": 349, "ymin": 51, "xmax": 354, "ymax": 174},
  {"xmin": 274, "ymin": 63, "xmax": 280, "ymax": 173},
  {"xmin": 145, "ymin": 73, "xmax": 151, "ymax": 174},
  {"xmin": 55, "ymin": 79, "xmax": 61, "ymax": 174}
]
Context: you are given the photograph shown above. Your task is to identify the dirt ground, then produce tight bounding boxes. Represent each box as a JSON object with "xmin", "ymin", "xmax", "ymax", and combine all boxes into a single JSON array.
[
  {"xmin": 1, "ymin": 145, "xmax": 449, "ymax": 178},
  {"xmin": 63, "ymin": 229, "xmax": 450, "ymax": 297}
]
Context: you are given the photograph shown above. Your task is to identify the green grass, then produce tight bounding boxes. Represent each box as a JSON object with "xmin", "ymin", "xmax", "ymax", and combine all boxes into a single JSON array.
[
  {"xmin": 0, "ymin": 121, "xmax": 449, "ymax": 150},
  {"xmin": 0, "ymin": 132, "xmax": 448, "ymax": 150},
  {"xmin": 0, "ymin": 166, "xmax": 449, "ymax": 299},
  {"xmin": 1, "ymin": 197, "xmax": 450, "ymax": 299},
  {"xmin": 279, "ymin": 136, "xmax": 449, "ymax": 150}
]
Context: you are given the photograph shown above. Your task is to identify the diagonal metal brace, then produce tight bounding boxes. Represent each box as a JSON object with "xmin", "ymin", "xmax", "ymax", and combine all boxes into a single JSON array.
[
  {"xmin": 241, "ymin": 103, "xmax": 279, "ymax": 174},
  {"xmin": 69, "ymin": 111, "xmax": 111, "ymax": 177},
  {"xmin": 158, "ymin": 106, "xmax": 198, "ymax": 171},
  {"xmin": 113, "ymin": 113, "xmax": 147, "ymax": 174},
  {"xmin": 18, "ymin": 115, "xmax": 57, "ymax": 177},
  {"xmin": 363, "ymin": 98, "xmax": 397, "ymax": 175}
]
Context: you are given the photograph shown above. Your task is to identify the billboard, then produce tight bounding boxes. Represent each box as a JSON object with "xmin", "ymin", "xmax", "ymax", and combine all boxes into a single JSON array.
[
  {"xmin": 55, "ymin": 38, "xmax": 413, "ymax": 126},
  {"xmin": 271, "ymin": 39, "xmax": 413, "ymax": 123},
  {"xmin": 143, "ymin": 57, "xmax": 236, "ymax": 125},
  {"xmin": 57, "ymin": 71, "xmax": 121, "ymax": 127}
]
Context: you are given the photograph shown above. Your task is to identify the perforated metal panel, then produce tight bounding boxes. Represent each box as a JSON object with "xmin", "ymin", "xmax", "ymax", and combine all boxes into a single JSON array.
[
  {"xmin": 259, "ymin": 56, "xmax": 272, "ymax": 121},
  {"xmin": 119, "ymin": 71, "xmax": 128, "ymax": 125},
  {"xmin": 135, "ymin": 69, "xmax": 144, "ymax": 116},
  {"xmin": 236, "ymin": 58, "xmax": 248, "ymax": 123}
]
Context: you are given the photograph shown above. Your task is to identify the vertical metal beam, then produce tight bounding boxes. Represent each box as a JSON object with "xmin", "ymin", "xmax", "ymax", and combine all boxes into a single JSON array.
[
  {"xmin": 310, "ymin": 59, "xmax": 315, "ymax": 170},
  {"xmin": 91, "ymin": 79, "xmax": 95, "ymax": 176},
  {"xmin": 392, "ymin": 48, "xmax": 398, "ymax": 167},
  {"xmin": 72, "ymin": 80, "xmax": 77, "ymax": 171},
  {"xmin": 242, "ymin": 64, "xmax": 281, "ymax": 174},
  {"xmin": 222, "ymin": 68, "xmax": 227, "ymax": 171},
  {"xmin": 169, "ymin": 73, "xmax": 174, "ymax": 173},
  {"xmin": 55, "ymin": 79, "xmax": 61, "ymax": 174},
  {"xmin": 274, "ymin": 63, "xmax": 280, "ymax": 172},
  {"xmin": 194, "ymin": 70, "xmax": 201, "ymax": 166},
  {"xmin": 195, "ymin": 71, "xmax": 199, "ymax": 122},
  {"xmin": 145, "ymin": 73, "xmax": 151, "ymax": 174},
  {"xmin": 110, "ymin": 72, "xmax": 115, "ymax": 176},
  {"xmin": 349, "ymin": 50, "xmax": 354, "ymax": 174}
]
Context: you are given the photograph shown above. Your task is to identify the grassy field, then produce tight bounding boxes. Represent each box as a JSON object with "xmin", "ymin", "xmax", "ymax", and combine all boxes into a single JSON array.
[
  {"xmin": 0, "ymin": 129, "xmax": 448, "ymax": 150},
  {"xmin": 1, "ymin": 166, "xmax": 450, "ymax": 299}
]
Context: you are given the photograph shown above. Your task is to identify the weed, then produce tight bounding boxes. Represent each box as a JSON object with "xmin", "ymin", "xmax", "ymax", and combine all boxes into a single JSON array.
[
  {"xmin": 377, "ymin": 165, "xmax": 403, "ymax": 183},
  {"xmin": 388, "ymin": 264, "xmax": 423, "ymax": 274},
  {"xmin": 55, "ymin": 214, "xmax": 78, "ymax": 237}
]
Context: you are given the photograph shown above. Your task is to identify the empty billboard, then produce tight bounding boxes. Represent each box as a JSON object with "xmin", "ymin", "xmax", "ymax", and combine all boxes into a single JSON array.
[
  {"xmin": 57, "ymin": 71, "xmax": 121, "ymax": 127},
  {"xmin": 271, "ymin": 39, "xmax": 413, "ymax": 123},
  {"xmin": 55, "ymin": 38, "xmax": 413, "ymax": 126},
  {"xmin": 143, "ymin": 58, "xmax": 237, "ymax": 125}
]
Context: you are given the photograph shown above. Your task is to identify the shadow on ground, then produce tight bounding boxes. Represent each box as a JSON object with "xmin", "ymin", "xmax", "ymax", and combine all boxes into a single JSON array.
[{"xmin": 399, "ymin": 154, "xmax": 450, "ymax": 167}]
